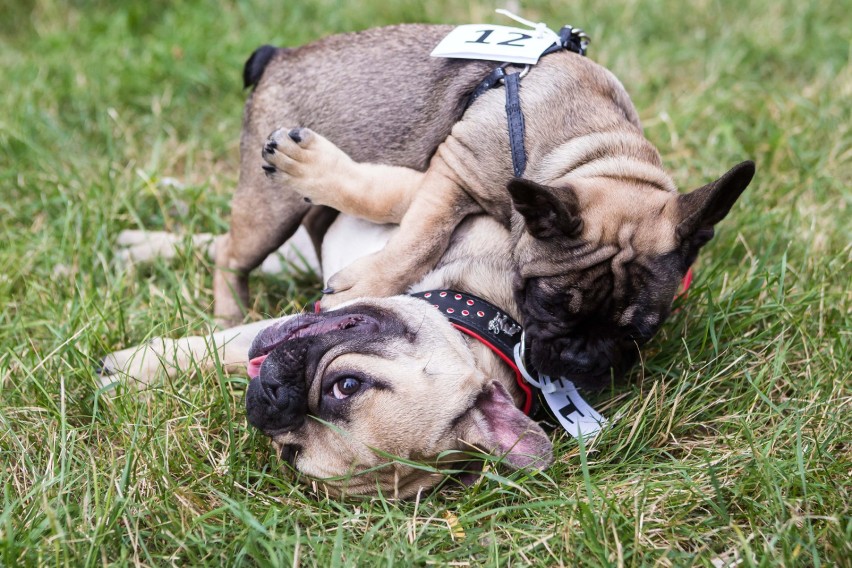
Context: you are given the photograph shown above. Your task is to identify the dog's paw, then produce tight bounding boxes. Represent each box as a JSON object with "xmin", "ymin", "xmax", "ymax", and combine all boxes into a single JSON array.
[
  {"xmin": 114, "ymin": 229, "xmax": 180, "ymax": 264},
  {"xmin": 98, "ymin": 338, "xmax": 178, "ymax": 388},
  {"xmin": 321, "ymin": 256, "xmax": 407, "ymax": 308},
  {"xmin": 260, "ymin": 127, "xmax": 354, "ymax": 204}
]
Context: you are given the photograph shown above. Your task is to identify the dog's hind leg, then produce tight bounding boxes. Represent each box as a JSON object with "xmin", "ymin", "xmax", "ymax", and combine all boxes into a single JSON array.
[
  {"xmin": 114, "ymin": 228, "xmax": 319, "ymax": 276},
  {"xmin": 213, "ymin": 122, "xmax": 313, "ymax": 327}
]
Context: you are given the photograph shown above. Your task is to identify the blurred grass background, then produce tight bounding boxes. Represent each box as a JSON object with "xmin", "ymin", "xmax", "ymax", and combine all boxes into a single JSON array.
[{"xmin": 0, "ymin": 0, "xmax": 849, "ymax": 565}]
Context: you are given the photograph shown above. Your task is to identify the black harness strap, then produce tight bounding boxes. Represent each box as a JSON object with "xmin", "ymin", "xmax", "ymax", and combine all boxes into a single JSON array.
[
  {"xmin": 466, "ymin": 65, "xmax": 507, "ymax": 108},
  {"xmin": 464, "ymin": 25, "xmax": 590, "ymax": 179},
  {"xmin": 504, "ymin": 71, "xmax": 527, "ymax": 178}
]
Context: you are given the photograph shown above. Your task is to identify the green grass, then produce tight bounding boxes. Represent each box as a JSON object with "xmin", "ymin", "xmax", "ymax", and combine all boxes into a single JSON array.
[{"xmin": 0, "ymin": 0, "xmax": 849, "ymax": 565}]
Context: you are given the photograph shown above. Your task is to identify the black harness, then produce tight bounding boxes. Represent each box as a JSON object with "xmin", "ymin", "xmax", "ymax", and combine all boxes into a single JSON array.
[{"xmin": 464, "ymin": 25, "xmax": 590, "ymax": 178}]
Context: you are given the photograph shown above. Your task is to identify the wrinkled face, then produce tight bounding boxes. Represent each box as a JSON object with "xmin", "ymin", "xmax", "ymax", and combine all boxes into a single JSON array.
[
  {"xmin": 508, "ymin": 162, "xmax": 754, "ymax": 388},
  {"xmin": 513, "ymin": 228, "xmax": 689, "ymax": 387},
  {"xmin": 245, "ymin": 297, "xmax": 551, "ymax": 498}
]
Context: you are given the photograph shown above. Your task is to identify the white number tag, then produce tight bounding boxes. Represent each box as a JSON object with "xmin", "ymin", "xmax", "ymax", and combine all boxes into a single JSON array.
[
  {"xmin": 431, "ymin": 24, "xmax": 558, "ymax": 65},
  {"xmin": 514, "ymin": 341, "xmax": 608, "ymax": 439},
  {"xmin": 539, "ymin": 376, "xmax": 608, "ymax": 439}
]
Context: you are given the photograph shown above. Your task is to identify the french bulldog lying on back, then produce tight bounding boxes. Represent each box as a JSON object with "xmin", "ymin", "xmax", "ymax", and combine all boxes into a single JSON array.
[
  {"xmin": 104, "ymin": 24, "xmax": 753, "ymax": 497},
  {"xmin": 106, "ymin": 214, "xmax": 555, "ymax": 497}
]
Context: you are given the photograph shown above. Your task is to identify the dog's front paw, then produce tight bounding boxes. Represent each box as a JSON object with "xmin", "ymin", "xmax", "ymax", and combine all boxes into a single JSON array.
[
  {"xmin": 320, "ymin": 256, "xmax": 407, "ymax": 308},
  {"xmin": 261, "ymin": 127, "xmax": 353, "ymax": 205},
  {"xmin": 98, "ymin": 338, "xmax": 177, "ymax": 388}
]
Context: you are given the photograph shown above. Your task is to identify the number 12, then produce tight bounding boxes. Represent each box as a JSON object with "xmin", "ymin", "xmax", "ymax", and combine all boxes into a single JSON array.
[{"xmin": 466, "ymin": 29, "xmax": 532, "ymax": 47}]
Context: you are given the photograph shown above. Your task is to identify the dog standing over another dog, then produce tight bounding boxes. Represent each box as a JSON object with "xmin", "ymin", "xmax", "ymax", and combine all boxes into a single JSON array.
[{"xmin": 103, "ymin": 24, "xmax": 754, "ymax": 497}]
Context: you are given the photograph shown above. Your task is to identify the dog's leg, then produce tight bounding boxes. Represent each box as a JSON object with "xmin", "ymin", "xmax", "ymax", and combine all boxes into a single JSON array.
[
  {"xmin": 323, "ymin": 174, "xmax": 477, "ymax": 304},
  {"xmin": 214, "ymin": 126, "xmax": 313, "ymax": 327},
  {"xmin": 114, "ymin": 228, "xmax": 320, "ymax": 276},
  {"xmin": 115, "ymin": 230, "xmax": 217, "ymax": 264},
  {"xmin": 262, "ymin": 127, "xmax": 426, "ymax": 224},
  {"xmin": 99, "ymin": 317, "xmax": 288, "ymax": 387},
  {"xmin": 260, "ymin": 127, "xmax": 479, "ymax": 305}
]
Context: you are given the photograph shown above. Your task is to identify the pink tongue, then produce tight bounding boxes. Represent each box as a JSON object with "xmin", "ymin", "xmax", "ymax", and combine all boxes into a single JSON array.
[{"xmin": 247, "ymin": 354, "xmax": 269, "ymax": 379}]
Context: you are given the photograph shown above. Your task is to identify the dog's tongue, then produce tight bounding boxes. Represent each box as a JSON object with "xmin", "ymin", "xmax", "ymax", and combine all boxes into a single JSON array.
[
  {"xmin": 247, "ymin": 313, "xmax": 381, "ymax": 379},
  {"xmin": 247, "ymin": 354, "xmax": 268, "ymax": 379}
]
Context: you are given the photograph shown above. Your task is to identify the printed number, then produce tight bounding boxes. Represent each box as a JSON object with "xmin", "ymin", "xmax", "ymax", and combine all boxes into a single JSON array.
[
  {"xmin": 466, "ymin": 30, "xmax": 531, "ymax": 47},
  {"xmin": 498, "ymin": 32, "xmax": 532, "ymax": 47},
  {"xmin": 466, "ymin": 30, "xmax": 494, "ymax": 44}
]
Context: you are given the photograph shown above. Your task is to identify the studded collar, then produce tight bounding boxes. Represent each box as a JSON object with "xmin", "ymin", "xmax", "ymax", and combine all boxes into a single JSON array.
[{"xmin": 409, "ymin": 289, "xmax": 535, "ymax": 415}]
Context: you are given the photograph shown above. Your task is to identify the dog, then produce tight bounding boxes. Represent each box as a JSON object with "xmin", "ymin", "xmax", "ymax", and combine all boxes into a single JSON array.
[
  {"xmin": 103, "ymin": 213, "xmax": 555, "ymax": 498},
  {"xmin": 213, "ymin": 24, "xmax": 755, "ymax": 388}
]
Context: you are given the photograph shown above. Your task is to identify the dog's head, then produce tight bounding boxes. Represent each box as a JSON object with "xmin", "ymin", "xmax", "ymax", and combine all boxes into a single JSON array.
[
  {"xmin": 245, "ymin": 296, "xmax": 551, "ymax": 498},
  {"xmin": 509, "ymin": 161, "xmax": 755, "ymax": 387}
]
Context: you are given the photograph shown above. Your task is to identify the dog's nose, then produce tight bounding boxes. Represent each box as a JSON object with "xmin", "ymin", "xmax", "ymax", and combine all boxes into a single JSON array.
[{"xmin": 245, "ymin": 373, "xmax": 307, "ymax": 434}]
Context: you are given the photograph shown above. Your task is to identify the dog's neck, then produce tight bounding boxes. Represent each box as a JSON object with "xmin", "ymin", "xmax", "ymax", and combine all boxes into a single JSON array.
[
  {"xmin": 408, "ymin": 215, "xmax": 520, "ymax": 321},
  {"xmin": 538, "ymin": 131, "xmax": 676, "ymax": 194},
  {"xmin": 407, "ymin": 215, "xmax": 526, "ymax": 406},
  {"xmin": 322, "ymin": 213, "xmax": 525, "ymax": 406}
]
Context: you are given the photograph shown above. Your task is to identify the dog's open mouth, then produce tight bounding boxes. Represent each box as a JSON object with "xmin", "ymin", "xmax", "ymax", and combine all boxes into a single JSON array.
[{"xmin": 247, "ymin": 313, "xmax": 381, "ymax": 379}]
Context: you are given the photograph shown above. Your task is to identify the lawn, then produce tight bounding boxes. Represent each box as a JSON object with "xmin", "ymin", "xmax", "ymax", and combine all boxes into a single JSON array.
[{"xmin": 0, "ymin": 0, "xmax": 849, "ymax": 565}]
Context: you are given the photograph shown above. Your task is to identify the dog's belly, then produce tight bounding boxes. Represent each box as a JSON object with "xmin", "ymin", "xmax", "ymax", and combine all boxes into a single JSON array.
[{"xmin": 321, "ymin": 215, "xmax": 396, "ymax": 279}]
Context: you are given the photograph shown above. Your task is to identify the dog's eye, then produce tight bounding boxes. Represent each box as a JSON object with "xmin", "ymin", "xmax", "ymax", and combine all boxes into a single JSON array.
[{"xmin": 332, "ymin": 377, "xmax": 361, "ymax": 399}]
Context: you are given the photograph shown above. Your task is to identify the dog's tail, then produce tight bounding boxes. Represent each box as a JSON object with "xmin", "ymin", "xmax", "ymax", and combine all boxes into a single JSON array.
[{"xmin": 243, "ymin": 45, "xmax": 283, "ymax": 89}]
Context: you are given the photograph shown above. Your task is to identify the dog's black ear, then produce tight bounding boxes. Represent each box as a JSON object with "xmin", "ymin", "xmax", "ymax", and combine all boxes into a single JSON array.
[
  {"xmin": 457, "ymin": 381, "xmax": 553, "ymax": 470},
  {"xmin": 243, "ymin": 45, "xmax": 279, "ymax": 89},
  {"xmin": 508, "ymin": 179, "xmax": 583, "ymax": 239},
  {"xmin": 676, "ymin": 161, "xmax": 755, "ymax": 240}
]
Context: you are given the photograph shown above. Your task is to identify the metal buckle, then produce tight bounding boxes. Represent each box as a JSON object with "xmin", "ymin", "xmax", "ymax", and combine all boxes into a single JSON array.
[
  {"xmin": 513, "ymin": 332, "xmax": 545, "ymax": 389},
  {"xmin": 498, "ymin": 64, "xmax": 531, "ymax": 85}
]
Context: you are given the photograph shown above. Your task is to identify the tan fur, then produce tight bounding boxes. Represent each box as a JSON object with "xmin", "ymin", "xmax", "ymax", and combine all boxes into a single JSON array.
[{"xmin": 106, "ymin": 24, "xmax": 754, "ymax": 498}]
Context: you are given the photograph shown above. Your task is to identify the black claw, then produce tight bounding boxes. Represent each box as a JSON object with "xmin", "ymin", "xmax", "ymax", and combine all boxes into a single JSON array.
[
  {"xmin": 262, "ymin": 165, "xmax": 276, "ymax": 175},
  {"xmin": 322, "ymin": 287, "xmax": 335, "ymax": 295},
  {"xmin": 303, "ymin": 197, "xmax": 312, "ymax": 203},
  {"xmin": 264, "ymin": 140, "xmax": 277, "ymax": 154},
  {"xmin": 96, "ymin": 363, "xmax": 115, "ymax": 376},
  {"xmin": 288, "ymin": 128, "xmax": 303, "ymax": 143}
]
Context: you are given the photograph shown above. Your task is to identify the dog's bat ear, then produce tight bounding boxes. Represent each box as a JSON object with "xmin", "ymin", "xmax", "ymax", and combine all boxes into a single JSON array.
[
  {"xmin": 508, "ymin": 179, "xmax": 583, "ymax": 240},
  {"xmin": 458, "ymin": 381, "xmax": 553, "ymax": 470},
  {"xmin": 676, "ymin": 161, "xmax": 755, "ymax": 240}
]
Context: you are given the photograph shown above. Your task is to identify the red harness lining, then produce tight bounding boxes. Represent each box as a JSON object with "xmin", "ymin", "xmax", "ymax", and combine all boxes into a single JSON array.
[
  {"xmin": 678, "ymin": 268, "xmax": 694, "ymax": 299},
  {"xmin": 451, "ymin": 323, "xmax": 533, "ymax": 416}
]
